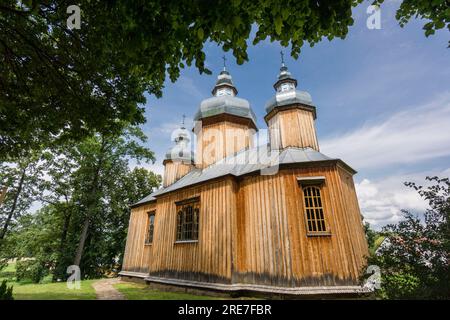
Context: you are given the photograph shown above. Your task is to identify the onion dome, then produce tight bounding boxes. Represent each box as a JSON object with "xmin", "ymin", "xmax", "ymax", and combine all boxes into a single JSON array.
[
  {"xmin": 194, "ymin": 63, "xmax": 257, "ymax": 128},
  {"xmin": 164, "ymin": 125, "xmax": 194, "ymax": 163},
  {"xmin": 265, "ymin": 54, "xmax": 315, "ymax": 117}
]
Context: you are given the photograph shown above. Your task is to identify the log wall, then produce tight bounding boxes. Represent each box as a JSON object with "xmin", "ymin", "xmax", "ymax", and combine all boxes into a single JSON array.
[
  {"xmin": 122, "ymin": 202, "xmax": 156, "ymax": 273},
  {"xmin": 195, "ymin": 121, "xmax": 255, "ymax": 168},
  {"xmin": 163, "ymin": 160, "xmax": 192, "ymax": 187},
  {"xmin": 121, "ymin": 164, "xmax": 368, "ymax": 287},
  {"xmin": 267, "ymin": 108, "xmax": 319, "ymax": 151},
  {"xmin": 234, "ymin": 164, "xmax": 367, "ymax": 286}
]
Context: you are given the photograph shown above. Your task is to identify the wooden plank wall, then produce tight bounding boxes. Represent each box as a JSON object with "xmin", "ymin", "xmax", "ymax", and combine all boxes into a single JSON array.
[
  {"xmin": 122, "ymin": 203, "xmax": 156, "ymax": 273},
  {"xmin": 122, "ymin": 164, "xmax": 368, "ymax": 287},
  {"xmin": 234, "ymin": 164, "xmax": 368, "ymax": 286},
  {"xmin": 337, "ymin": 166, "xmax": 369, "ymax": 274},
  {"xmin": 196, "ymin": 122, "xmax": 254, "ymax": 168},
  {"xmin": 268, "ymin": 109, "xmax": 319, "ymax": 151},
  {"xmin": 148, "ymin": 177, "xmax": 235, "ymax": 283},
  {"xmin": 163, "ymin": 161, "xmax": 192, "ymax": 187}
]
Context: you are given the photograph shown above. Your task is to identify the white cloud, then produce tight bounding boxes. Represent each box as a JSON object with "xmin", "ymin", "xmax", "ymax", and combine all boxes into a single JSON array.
[
  {"xmin": 356, "ymin": 168, "xmax": 450, "ymax": 229},
  {"xmin": 149, "ymin": 116, "xmax": 194, "ymax": 136},
  {"xmin": 320, "ymin": 93, "xmax": 450, "ymax": 229},
  {"xmin": 321, "ymin": 92, "xmax": 450, "ymax": 169}
]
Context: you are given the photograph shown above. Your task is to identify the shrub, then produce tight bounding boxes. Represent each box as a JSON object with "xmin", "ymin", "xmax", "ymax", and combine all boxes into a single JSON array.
[
  {"xmin": 16, "ymin": 259, "xmax": 48, "ymax": 283},
  {"xmin": 0, "ymin": 280, "xmax": 13, "ymax": 300}
]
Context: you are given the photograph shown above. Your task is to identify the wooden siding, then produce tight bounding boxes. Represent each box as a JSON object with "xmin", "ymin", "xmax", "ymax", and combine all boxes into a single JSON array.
[
  {"xmin": 122, "ymin": 203, "xmax": 156, "ymax": 273},
  {"xmin": 195, "ymin": 121, "xmax": 255, "ymax": 168},
  {"xmin": 163, "ymin": 160, "xmax": 192, "ymax": 187},
  {"xmin": 122, "ymin": 165, "xmax": 368, "ymax": 288},
  {"xmin": 268, "ymin": 108, "xmax": 319, "ymax": 151},
  {"xmin": 147, "ymin": 177, "xmax": 235, "ymax": 283},
  {"xmin": 234, "ymin": 165, "xmax": 368, "ymax": 286}
]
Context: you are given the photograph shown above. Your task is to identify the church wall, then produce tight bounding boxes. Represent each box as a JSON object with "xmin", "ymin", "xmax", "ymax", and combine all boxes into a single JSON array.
[
  {"xmin": 267, "ymin": 107, "xmax": 319, "ymax": 151},
  {"xmin": 122, "ymin": 202, "xmax": 156, "ymax": 273},
  {"xmin": 337, "ymin": 165, "xmax": 369, "ymax": 276},
  {"xmin": 147, "ymin": 177, "xmax": 236, "ymax": 283},
  {"xmin": 195, "ymin": 120, "xmax": 254, "ymax": 168},
  {"xmin": 234, "ymin": 164, "xmax": 368, "ymax": 287},
  {"xmin": 163, "ymin": 160, "xmax": 192, "ymax": 187},
  {"xmin": 121, "ymin": 164, "xmax": 368, "ymax": 288}
]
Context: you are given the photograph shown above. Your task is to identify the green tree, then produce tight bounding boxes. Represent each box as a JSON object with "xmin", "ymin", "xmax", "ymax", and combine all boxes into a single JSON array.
[
  {"xmin": 375, "ymin": 0, "xmax": 450, "ymax": 39},
  {"xmin": 1, "ymin": 0, "xmax": 361, "ymax": 159},
  {"xmin": 368, "ymin": 177, "xmax": 450, "ymax": 299},
  {"xmin": 364, "ymin": 221, "xmax": 378, "ymax": 253},
  {"xmin": 0, "ymin": 155, "xmax": 45, "ymax": 242},
  {"xmin": 0, "ymin": 280, "xmax": 13, "ymax": 300},
  {"xmin": 2, "ymin": 130, "xmax": 161, "ymax": 280},
  {"xmin": 2, "ymin": 1, "xmax": 448, "ymax": 160}
]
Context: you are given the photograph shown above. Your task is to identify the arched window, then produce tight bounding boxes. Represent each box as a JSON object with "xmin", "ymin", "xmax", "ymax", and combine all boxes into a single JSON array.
[
  {"xmin": 175, "ymin": 197, "xmax": 200, "ymax": 241},
  {"xmin": 145, "ymin": 211, "xmax": 155, "ymax": 244},
  {"xmin": 303, "ymin": 186, "xmax": 327, "ymax": 233}
]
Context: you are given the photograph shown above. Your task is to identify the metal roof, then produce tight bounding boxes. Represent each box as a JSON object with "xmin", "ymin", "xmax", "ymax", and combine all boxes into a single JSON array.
[
  {"xmin": 132, "ymin": 146, "xmax": 355, "ymax": 207},
  {"xmin": 265, "ymin": 90, "xmax": 314, "ymax": 114},
  {"xmin": 194, "ymin": 69, "xmax": 258, "ymax": 126},
  {"xmin": 266, "ymin": 63, "xmax": 314, "ymax": 115},
  {"xmin": 193, "ymin": 95, "xmax": 258, "ymax": 125}
]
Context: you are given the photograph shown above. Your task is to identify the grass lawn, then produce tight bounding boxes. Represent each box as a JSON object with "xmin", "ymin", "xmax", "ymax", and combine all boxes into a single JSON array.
[
  {"xmin": 2, "ymin": 262, "xmax": 251, "ymax": 300},
  {"xmin": 114, "ymin": 282, "xmax": 223, "ymax": 300},
  {"xmin": 1, "ymin": 262, "xmax": 97, "ymax": 300},
  {"xmin": 12, "ymin": 279, "xmax": 97, "ymax": 300}
]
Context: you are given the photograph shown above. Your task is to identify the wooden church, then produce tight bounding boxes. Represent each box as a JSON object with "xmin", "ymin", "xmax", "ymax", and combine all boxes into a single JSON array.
[{"xmin": 120, "ymin": 58, "xmax": 369, "ymax": 296}]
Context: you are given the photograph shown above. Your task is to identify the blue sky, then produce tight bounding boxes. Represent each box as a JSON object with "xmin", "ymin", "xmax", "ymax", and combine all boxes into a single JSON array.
[{"xmin": 137, "ymin": 0, "xmax": 450, "ymax": 229}]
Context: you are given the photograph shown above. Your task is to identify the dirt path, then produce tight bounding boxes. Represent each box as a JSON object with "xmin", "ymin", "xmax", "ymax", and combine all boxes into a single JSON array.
[{"xmin": 92, "ymin": 278, "xmax": 126, "ymax": 300}]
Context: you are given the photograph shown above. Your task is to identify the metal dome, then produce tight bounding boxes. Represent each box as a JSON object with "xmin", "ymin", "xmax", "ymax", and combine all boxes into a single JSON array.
[
  {"xmin": 165, "ymin": 127, "xmax": 194, "ymax": 162},
  {"xmin": 265, "ymin": 62, "xmax": 314, "ymax": 114},
  {"xmin": 194, "ymin": 68, "xmax": 257, "ymax": 126},
  {"xmin": 265, "ymin": 90, "xmax": 314, "ymax": 114}
]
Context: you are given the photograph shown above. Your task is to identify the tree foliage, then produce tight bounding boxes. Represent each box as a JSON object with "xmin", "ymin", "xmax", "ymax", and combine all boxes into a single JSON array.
[
  {"xmin": 368, "ymin": 177, "xmax": 450, "ymax": 299},
  {"xmin": 375, "ymin": 0, "xmax": 450, "ymax": 39},
  {"xmin": 0, "ymin": 155, "xmax": 45, "ymax": 241},
  {"xmin": 0, "ymin": 0, "xmax": 364, "ymax": 159},
  {"xmin": 1, "ymin": 1, "xmax": 448, "ymax": 159},
  {"xmin": 0, "ymin": 126, "xmax": 161, "ymax": 280},
  {"xmin": 0, "ymin": 280, "xmax": 13, "ymax": 300}
]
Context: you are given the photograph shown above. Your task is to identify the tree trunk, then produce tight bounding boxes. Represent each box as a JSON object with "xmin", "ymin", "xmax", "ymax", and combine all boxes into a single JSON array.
[
  {"xmin": 0, "ymin": 168, "xmax": 26, "ymax": 240},
  {"xmin": 73, "ymin": 216, "xmax": 90, "ymax": 267},
  {"xmin": 72, "ymin": 138, "xmax": 106, "ymax": 267},
  {"xmin": 53, "ymin": 209, "xmax": 72, "ymax": 280}
]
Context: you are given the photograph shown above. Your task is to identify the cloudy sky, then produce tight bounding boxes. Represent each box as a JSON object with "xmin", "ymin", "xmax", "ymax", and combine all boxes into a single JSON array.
[{"xmin": 136, "ymin": 0, "xmax": 450, "ymax": 229}]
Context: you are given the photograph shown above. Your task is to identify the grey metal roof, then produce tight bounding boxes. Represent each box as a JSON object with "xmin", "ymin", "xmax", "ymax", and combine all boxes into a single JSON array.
[
  {"xmin": 194, "ymin": 95, "xmax": 258, "ymax": 125},
  {"xmin": 194, "ymin": 69, "xmax": 257, "ymax": 126},
  {"xmin": 274, "ymin": 65, "xmax": 298, "ymax": 87},
  {"xmin": 266, "ymin": 64, "xmax": 314, "ymax": 114},
  {"xmin": 132, "ymin": 193, "xmax": 158, "ymax": 206},
  {"xmin": 164, "ymin": 127, "xmax": 194, "ymax": 162},
  {"xmin": 164, "ymin": 147, "xmax": 194, "ymax": 163},
  {"xmin": 265, "ymin": 90, "xmax": 314, "ymax": 114},
  {"xmin": 132, "ymin": 146, "xmax": 355, "ymax": 206}
]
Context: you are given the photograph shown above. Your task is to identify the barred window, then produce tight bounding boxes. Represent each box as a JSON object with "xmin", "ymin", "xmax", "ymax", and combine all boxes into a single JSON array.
[
  {"xmin": 145, "ymin": 211, "xmax": 155, "ymax": 244},
  {"xmin": 176, "ymin": 198, "xmax": 199, "ymax": 241},
  {"xmin": 303, "ymin": 186, "xmax": 327, "ymax": 233}
]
